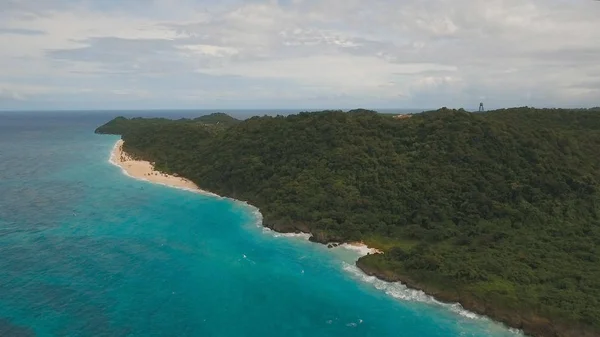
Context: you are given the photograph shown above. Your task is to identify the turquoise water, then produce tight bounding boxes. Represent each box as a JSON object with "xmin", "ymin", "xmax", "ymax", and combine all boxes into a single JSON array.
[{"xmin": 0, "ymin": 112, "xmax": 522, "ymax": 337}]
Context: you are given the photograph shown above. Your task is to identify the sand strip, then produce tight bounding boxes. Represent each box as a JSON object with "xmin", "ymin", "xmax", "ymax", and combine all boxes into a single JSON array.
[
  {"xmin": 344, "ymin": 242, "xmax": 384, "ymax": 256},
  {"xmin": 109, "ymin": 139, "xmax": 219, "ymax": 196}
]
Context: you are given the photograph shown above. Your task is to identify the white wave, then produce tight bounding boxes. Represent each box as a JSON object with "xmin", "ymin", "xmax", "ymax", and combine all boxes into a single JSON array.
[
  {"xmin": 253, "ymin": 216, "xmax": 311, "ymax": 241},
  {"xmin": 342, "ymin": 262, "xmax": 435, "ymax": 302},
  {"xmin": 341, "ymin": 262, "xmax": 524, "ymax": 335},
  {"xmin": 268, "ymin": 231, "xmax": 311, "ymax": 240}
]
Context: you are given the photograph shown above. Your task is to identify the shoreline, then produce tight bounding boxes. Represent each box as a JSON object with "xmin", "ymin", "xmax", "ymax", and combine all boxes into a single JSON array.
[
  {"xmin": 109, "ymin": 140, "xmax": 384, "ymax": 258},
  {"xmin": 108, "ymin": 139, "xmax": 523, "ymax": 336},
  {"xmin": 109, "ymin": 140, "xmax": 221, "ymax": 198}
]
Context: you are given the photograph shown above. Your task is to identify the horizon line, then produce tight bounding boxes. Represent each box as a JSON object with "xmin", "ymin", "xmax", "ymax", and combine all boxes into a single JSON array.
[
  {"xmin": 1, "ymin": 106, "xmax": 598, "ymax": 113},
  {"xmin": 0, "ymin": 107, "xmax": 434, "ymax": 112}
]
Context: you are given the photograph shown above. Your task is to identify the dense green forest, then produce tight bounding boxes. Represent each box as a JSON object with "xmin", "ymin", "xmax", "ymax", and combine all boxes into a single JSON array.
[
  {"xmin": 95, "ymin": 113, "xmax": 240, "ymax": 136},
  {"xmin": 193, "ymin": 112, "xmax": 241, "ymax": 125},
  {"xmin": 96, "ymin": 107, "xmax": 600, "ymax": 337}
]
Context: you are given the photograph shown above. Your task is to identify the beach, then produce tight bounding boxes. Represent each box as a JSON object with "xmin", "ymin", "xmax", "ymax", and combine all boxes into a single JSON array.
[
  {"xmin": 345, "ymin": 242, "xmax": 384, "ymax": 256},
  {"xmin": 110, "ymin": 139, "xmax": 202, "ymax": 191}
]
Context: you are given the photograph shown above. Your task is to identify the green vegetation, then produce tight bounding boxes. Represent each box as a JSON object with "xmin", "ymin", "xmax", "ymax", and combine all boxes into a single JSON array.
[
  {"xmin": 96, "ymin": 107, "xmax": 600, "ymax": 337},
  {"xmin": 193, "ymin": 112, "xmax": 241, "ymax": 125},
  {"xmin": 94, "ymin": 116, "xmax": 172, "ymax": 135},
  {"xmin": 94, "ymin": 113, "xmax": 240, "ymax": 136}
]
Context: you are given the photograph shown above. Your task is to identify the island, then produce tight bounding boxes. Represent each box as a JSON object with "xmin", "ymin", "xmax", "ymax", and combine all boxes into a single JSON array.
[{"xmin": 96, "ymin": 108, "xmax": 600, "ymax": 337}]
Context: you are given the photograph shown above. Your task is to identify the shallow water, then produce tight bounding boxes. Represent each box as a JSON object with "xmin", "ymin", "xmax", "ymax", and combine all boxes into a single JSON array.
[{"xmin": 0, "ymin": 111, "xmax": 522, "ymax": 337}]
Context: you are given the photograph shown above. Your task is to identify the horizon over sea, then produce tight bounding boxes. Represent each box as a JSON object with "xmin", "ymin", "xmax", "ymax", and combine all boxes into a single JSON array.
[
  {"xmin": 0, "ymin": 111, "xmax": 522, "ymax": 337},
  {"xmin": 0, "ymin": 108, "xmax": 430, "ymax": 120}
]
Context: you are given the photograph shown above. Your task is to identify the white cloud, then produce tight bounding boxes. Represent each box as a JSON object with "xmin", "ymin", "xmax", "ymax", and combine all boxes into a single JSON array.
[
  {"xmin": 178, "ymin": 44, "xmax": 240, "ymax": 57},
  {"xmin": 0, "ymin": 88, "xmax": 25, "ymax": 101},
  {"xmin": 197, "ymin": 53, "xmax": 456, "ymax": 95},
  {"xmin": 0, "ymin": 0, "xmax": 599, "ymax": 109}
]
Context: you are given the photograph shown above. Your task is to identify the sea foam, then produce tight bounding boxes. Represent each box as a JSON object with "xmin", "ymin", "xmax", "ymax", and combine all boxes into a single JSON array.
[{"xmin": 341, "ymin": 262, "xmax": 523, "ymax": 335}]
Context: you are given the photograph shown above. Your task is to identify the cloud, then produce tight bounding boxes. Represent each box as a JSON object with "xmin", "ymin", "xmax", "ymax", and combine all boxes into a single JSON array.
[
  {"xmin": 0, "ymin": 28, "xmax": 45, "ymax": 35},
  {"xmin": 1, "ymin": 0, "xmax": 599, "ymax": 110},
  {"xmin": 0, "ymin": 88, "xmax": 25, "ymax": 101}
]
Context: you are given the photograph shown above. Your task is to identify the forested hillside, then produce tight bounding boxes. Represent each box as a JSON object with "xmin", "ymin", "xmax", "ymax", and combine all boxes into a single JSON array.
[
  {"xmin": 94, "ymin": 113, "xmax": 240, "ymax": 136},
  {"xmin": 193, "ymin": 112, "xmax": 241, "ymax": 125},
  {"xmin": 96, "ymin": 107, "xmax": 600, "ymax": 337}
]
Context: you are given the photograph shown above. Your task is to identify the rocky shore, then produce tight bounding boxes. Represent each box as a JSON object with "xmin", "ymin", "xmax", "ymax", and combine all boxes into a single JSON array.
[
  {"xmin": 355, "ymin": 259, "xmax": 598, "ymax": 337},
  {"xmin": 264, "ymin": 216, "xmax": 600, "ymax": 337}
]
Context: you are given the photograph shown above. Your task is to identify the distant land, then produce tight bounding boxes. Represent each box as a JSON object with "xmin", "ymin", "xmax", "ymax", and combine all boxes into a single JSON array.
[
  {"xmin": 0, "ymin": 108, "xmax": 429, "ymax": 119},
  {"xmin": 96, "ymin": 107, "xmax": 600, "ymax": 337}
]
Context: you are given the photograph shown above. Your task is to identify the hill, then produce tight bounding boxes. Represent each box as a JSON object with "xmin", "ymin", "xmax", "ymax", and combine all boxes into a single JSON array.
[
  {"xmin": 193, "ymin": 112, "xmax": 241, "ymax": 125},
  {"xmin": 94, "ymin": 116, "xmax": 175, "ymax": 135},
  {"xmin": 96, "ymin": 107, "xmax": 600, "ymax": 337},
  {"xmin": 94, "ymin": 113, "xmax": 240, "ymax": 135}
]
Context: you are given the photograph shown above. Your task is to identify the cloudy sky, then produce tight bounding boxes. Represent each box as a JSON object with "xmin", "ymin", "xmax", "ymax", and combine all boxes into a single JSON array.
[{"xmin": 1, "ymin": 0, "xmax": 599, "ymax": 110}]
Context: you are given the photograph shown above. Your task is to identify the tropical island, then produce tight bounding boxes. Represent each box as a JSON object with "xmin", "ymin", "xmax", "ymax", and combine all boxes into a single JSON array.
[{"xmin": 96, "ymin": 108, "xmax": 600, "ymax": 337}]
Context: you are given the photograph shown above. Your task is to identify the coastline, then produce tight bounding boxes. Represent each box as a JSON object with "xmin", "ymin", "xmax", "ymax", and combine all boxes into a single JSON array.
[
  {"xmin": 108, "ymin": 139, "xmax": 523, "ymax": 336},
  {"xmin": 109, "ymin": 139, "xmax": 221, "ymax": 198},
  {"xmin": 109, "ymin": 140, "xmax": 384, "ymax": 258}
]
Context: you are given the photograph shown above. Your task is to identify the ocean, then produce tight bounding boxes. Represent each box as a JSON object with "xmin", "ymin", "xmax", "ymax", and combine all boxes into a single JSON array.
[{"xmin": 0, "ymin": 111, "xmax": 521, "ymax": 337}]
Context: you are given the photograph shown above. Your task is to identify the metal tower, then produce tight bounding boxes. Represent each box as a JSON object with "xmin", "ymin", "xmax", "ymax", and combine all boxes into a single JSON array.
[{"xmin": 479, "ymin": 102, "xmax": 484, "ymax": 112}]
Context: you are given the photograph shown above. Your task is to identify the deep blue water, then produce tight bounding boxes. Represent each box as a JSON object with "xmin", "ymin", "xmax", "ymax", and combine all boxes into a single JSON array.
[{"xmin": 0, "ymin": 111, "xmax": 521, "ymax": 337}]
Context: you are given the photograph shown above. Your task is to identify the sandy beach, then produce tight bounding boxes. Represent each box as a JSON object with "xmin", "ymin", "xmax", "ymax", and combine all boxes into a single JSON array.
[
  {"xmin": 344, "ymin": 242, "xmax": 384, "ymax": 256},
  {"xmin": 110, "ymin": 139, "xmax": 202, "ymax": 191}
]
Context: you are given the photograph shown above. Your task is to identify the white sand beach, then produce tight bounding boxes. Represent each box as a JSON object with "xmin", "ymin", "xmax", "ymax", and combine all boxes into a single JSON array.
[
  {"xmin": 343, "ymin": 242, "xmax": 384, "ymax": 256},
  {"xmin": 110, "ymin": 139, "xmax": 202, "ymax": 191}
]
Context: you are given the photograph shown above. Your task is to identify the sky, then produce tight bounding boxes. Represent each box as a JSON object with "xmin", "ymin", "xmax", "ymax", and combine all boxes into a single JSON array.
[{"xmin": 0, "ymin": 0, "xmax": 599, "ymax": 111}]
